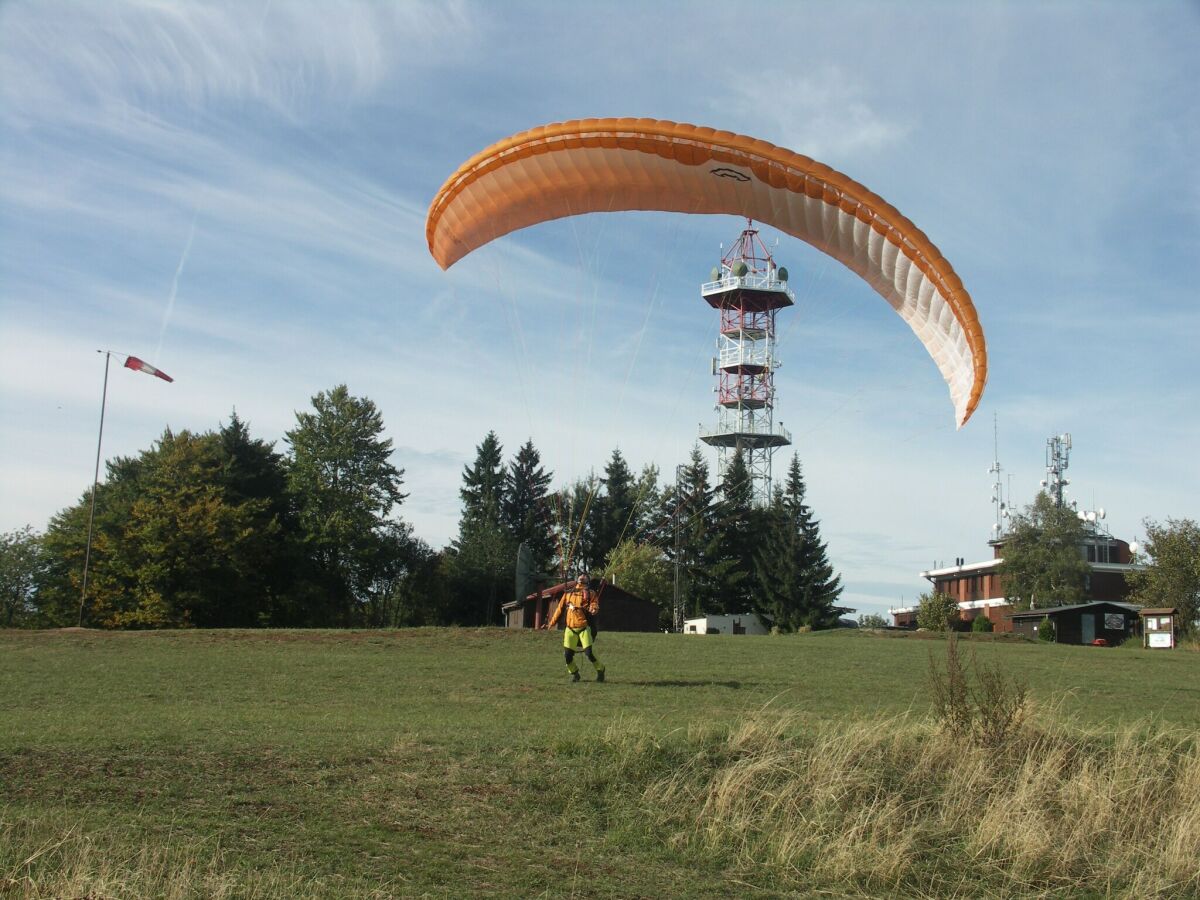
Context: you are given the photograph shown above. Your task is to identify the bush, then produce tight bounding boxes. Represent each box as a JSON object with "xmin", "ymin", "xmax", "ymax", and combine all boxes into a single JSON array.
[
  {"xmin": 916, "ymin": 591, "xmax": 959, "ymax": 632},
  {"xmin": 1037, "ymin": 616, "xmax": 1056, "ymax": 642},
  {"xmin": 971, "ymin": 614, "xmax": 994, "ymax": 633}
]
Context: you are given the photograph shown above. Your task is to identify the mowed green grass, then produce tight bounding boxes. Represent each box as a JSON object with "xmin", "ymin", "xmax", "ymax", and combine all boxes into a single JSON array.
[{"xmin": 2, "ymin": 628, "xmax": 1198, "ymax": 898}]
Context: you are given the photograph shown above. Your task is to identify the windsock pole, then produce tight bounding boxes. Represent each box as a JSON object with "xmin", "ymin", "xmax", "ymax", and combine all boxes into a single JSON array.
[{"xmin": 79, "ymin": 350, "xmax": 112, "ymax": 627}]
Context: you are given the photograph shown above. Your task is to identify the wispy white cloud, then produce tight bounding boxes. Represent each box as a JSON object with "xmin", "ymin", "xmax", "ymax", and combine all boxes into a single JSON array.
[
  {"xmin": 716, "ymin": 65, "xmax": 909, "ymax": 161},
  {"xmin": 0, "ymin": 0, "xmax": 476, "ymax": 126}
]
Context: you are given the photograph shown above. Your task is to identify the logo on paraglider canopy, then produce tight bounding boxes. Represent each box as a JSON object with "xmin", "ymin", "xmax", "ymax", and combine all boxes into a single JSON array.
[{"xmin": 710, "ymin": 167, "xmax": 750, "ymax": 182}]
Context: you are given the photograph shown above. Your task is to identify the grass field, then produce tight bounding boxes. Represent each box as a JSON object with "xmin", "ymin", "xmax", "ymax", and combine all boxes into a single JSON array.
[{"xmin": 2, "ymin": 627, "xmax": 1198, "ymax": 898}]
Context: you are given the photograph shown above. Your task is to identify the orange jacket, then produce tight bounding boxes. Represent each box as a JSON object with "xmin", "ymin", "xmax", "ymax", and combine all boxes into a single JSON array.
[{"xmin": 547, "ymin": 586, "xmax": 599, "ymax": 631}]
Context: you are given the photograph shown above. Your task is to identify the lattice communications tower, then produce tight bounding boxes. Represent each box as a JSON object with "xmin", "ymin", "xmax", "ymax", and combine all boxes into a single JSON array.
[
  {"xmin": 699, "ymin": 221, "xmax": 793, "ymax": 506},
  {"xmin": 1043, "ymin": 433, "xmax": 1072, "ymax": 508}
]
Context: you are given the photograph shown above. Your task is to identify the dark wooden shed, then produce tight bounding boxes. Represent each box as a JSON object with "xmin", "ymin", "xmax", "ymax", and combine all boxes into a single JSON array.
[
  {"xmin": 502, "ymin": 579, "xmax": 661, "ymax": 632},
  {"xmin": 1008, "ymin": 601, "xmax": 1139, "ymax": 644}
]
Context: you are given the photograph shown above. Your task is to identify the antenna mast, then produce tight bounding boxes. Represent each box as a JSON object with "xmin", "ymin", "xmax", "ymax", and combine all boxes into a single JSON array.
[
  {"xmin": 1043, "ymin": 433, "xmax": 1072, "ymax": 508},
  {"xmin": 988, "ymin": 412, "xmax": 1007, "ymax": 540}
]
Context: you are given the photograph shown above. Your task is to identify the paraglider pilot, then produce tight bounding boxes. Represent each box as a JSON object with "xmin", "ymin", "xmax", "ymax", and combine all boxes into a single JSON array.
[{"xmin": 543, "ymin": 574, "xmax": 605, "ymax": 682}]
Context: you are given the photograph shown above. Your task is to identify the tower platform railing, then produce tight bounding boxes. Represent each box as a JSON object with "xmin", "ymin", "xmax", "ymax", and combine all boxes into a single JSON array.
[
  {"xmin": 717, "ymin": 344, "xmax": 771, "ymax": 370},
  {"xmin": 701, "ymin": 272, "xmax": 794, "ymax": 298}
]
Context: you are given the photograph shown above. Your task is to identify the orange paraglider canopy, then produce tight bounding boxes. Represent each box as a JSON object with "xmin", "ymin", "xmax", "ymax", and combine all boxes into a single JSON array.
[{"xmin": 427, "ymin": 117, "xmax": 986, "ymax": 426}]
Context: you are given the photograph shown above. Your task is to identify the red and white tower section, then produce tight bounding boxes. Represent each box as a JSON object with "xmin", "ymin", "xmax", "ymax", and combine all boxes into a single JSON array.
[{"xmin": 700, "ymin": 221, "xmax": 793, "ymax": 505}]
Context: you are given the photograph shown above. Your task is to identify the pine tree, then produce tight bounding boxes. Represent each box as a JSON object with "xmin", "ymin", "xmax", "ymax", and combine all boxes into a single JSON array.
[
  {"xmin": 220, "ymin": 411, "xmax": 288, "ymax": 513},
  {"xmin": 668, "ymin": 445, "xmax": 720, "ymax": 618},
  {"xmin": 553, "ymin": 476, "xmax": 602, "ymax": 575},
  {"xmin": 754, "ymin": 453, "xmax": 843, "ymax": 630},
  {"xmin": 449, "ymin": 431, "xmax": 515, "ymax": 624},
  {"xmin": 459, "ymin": 431, "xmax": 506, "ymax": 524},
  {"xmin": 593, "ymin": 448, "xmax": 637, "ymax": 566},
  {"xmin": 634, "ymin": 464, "xmax": 663, "ymax": 541},
  {"xmin": 502, "ymin": 439, "xmax": 555, "ymax": 575},
  {"xmin": 710, "ymin": 449, "xmax": 758, "ymax": 613}
]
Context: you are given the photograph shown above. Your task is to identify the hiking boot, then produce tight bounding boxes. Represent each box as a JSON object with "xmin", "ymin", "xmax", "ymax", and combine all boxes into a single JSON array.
[
  {"xmin": 571, "ymin": 671, "xmax": 580, "ymax": 682},
  {"xmin": 596, "ymin": 670, "xmax": 605, "ymax": 683}
]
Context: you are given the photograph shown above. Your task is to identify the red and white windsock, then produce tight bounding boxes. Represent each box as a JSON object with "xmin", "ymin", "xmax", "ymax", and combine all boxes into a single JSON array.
[{"xmin": 123, "ymin": 356, "xmax": 173, "ymax": 383}]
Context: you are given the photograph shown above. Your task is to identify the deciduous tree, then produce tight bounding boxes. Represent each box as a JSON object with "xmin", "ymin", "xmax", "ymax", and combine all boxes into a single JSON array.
[
  {"xmin": 1127, "ymin": 517, "xmax": 1200, "ymax": 635},
  {"xmin": 998, "ymin": 492, "xmax": 1089, "ymax": 610},
  {"xmin": 916, "ymin": 591, "xmax": 959, "ymax": 632},
  {"xmin": 285, "ymin": 385, "xmax": 407, "ymax": 625},
  {"xmin": 605, "ymin": 539, "xmax": 672, "ymax": 625},
  {"xmin": 0, "ymin": 526, "xmax": 44, "ymax": 627},
  {"xmin": 39, "ymin": 429, "xmax": 282, "ymax": 628}
]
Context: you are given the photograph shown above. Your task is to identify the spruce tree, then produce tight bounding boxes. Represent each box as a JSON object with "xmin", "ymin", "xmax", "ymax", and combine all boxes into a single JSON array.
[
  {"xmin": 219, "ymin": 411, "xmax": 288, "ymax": 514},
  {"xmin": 449, "ymin": 432, "xmax": 514, "ymax": 624},
  {"xmin": 459, "ymin": 431, "xmax": 506, "ymax": 524},
  {"xmin": 710, "ymin": 448, "xmax": 758, "ymax": 613},
  {"xmin": 754, "ymin": 453, "xmax": 843, "ymax": 630},
  {"xmin": 669, "ymin": 445, "xmax": 720, "ymax": 618},
  {"xmin": 502, "ymin": 439, "xmax": 555, "ymax": 575},
  {"xmin": 553, "ymin": 476, "xmax": 602, "ymax": 575},
  {"xmin": 593, "ymin": 448, "xmax": 637, "ymax": 566},
  {"xmin": 635, "ymin": 464, "xmax": 662, "ymax": 529}
]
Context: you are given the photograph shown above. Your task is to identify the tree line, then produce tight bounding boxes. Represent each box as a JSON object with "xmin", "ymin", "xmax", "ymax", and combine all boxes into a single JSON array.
[{"xmin": 2, "ymin": 385, "xmax": 846, "ymax": 631}]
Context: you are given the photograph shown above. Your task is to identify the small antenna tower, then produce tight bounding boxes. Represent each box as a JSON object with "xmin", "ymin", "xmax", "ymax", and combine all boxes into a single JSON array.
[
  {"xmin": 1042, "ymin": 433, "xmax": 1071, "ymax": 508},
  {"xmin": 698, "ymin": 220, "xmax": 793, "ymax": 505},
  {"xmin": 988, "ymin": 413, "xmax": 1007, "ymax": 540}
]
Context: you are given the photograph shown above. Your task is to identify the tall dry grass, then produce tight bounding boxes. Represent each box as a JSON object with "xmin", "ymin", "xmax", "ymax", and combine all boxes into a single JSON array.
[
  {"xmin": 640, "ymin": 713, "xmax": 1200, "ymax": 898},
  {"xmin": 0, "ymin": 814, "xmax": 355, "ymax": 900}
]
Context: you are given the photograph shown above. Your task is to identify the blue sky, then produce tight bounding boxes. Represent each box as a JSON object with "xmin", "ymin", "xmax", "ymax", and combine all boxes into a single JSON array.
[{"xmin": 1, "ymin": 1, "xmax": 1197, "ymax": 620}]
